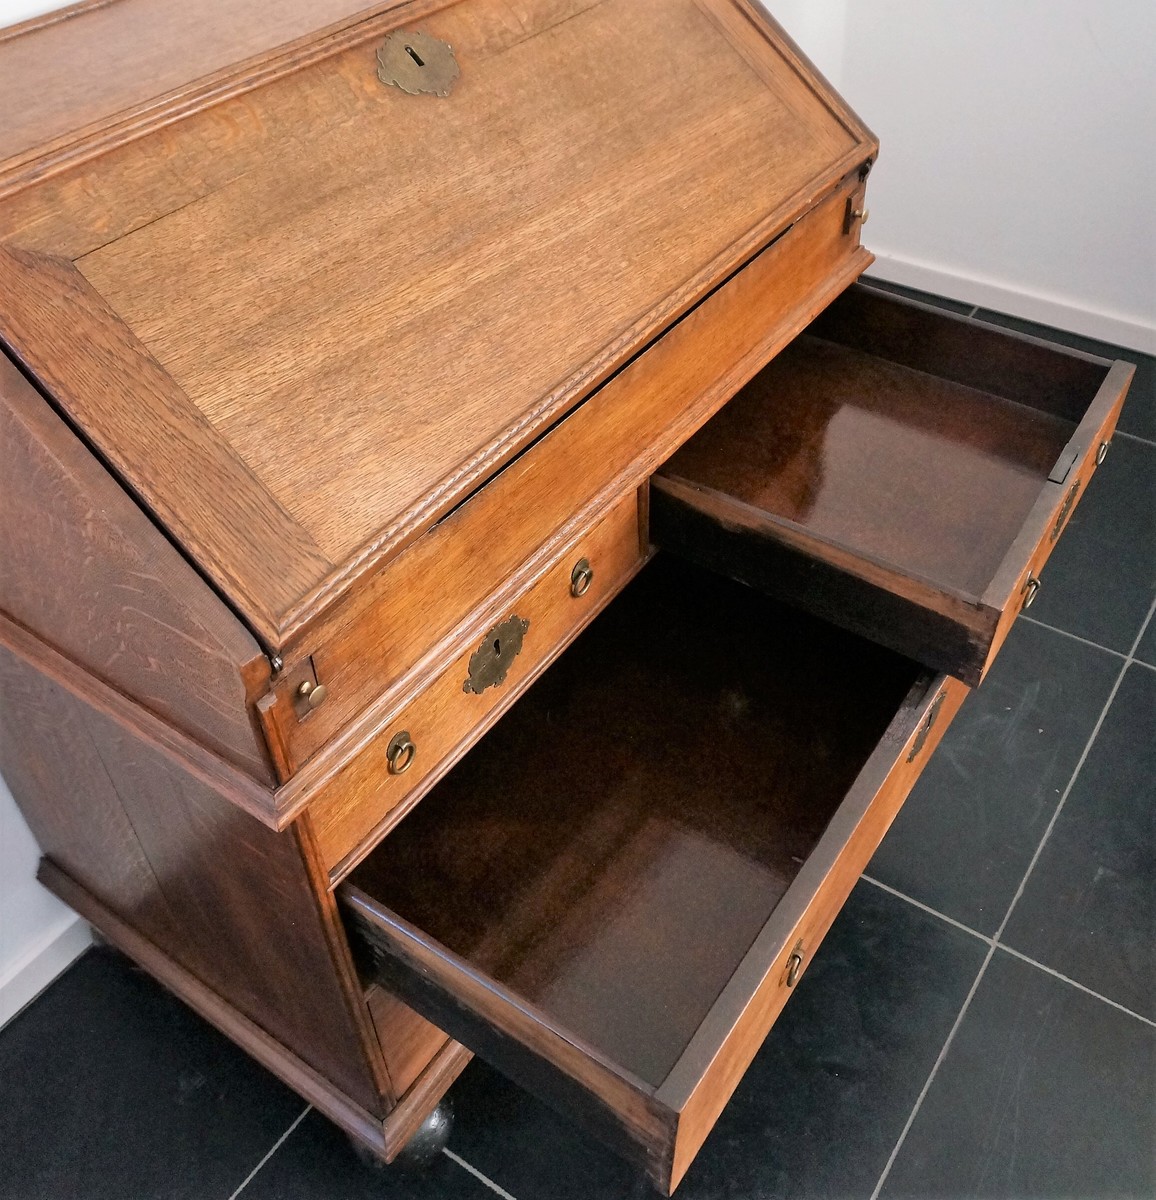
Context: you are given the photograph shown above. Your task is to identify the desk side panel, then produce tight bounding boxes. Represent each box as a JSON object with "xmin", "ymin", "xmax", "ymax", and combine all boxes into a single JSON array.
[
  {"xmin": 0, "ymin": 350, "xmax": 274, "ymax": 782},
  {"xmin": 0, "ymin": 643, "xmax": 388, "ymax": 1115}
]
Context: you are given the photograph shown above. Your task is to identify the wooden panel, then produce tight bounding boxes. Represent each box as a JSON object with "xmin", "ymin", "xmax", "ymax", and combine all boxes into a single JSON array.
[
  {"xmin": 340, "ymin": 558, "xmax": 962, "ymax": 1190},
  {"xmin": 653, "ymin": 286, "xmax": 1132, "ymax": 685},
  {"xmin": 309, "ymin": 491, "xmax": 643, "ymax": 876},
  {"xmin": 0, "ymin": 244, "xmax": 333, "ymax": 645},
  {"xmin": 0, "ymin": 643, "xmax": 387, "ymax": 1115},
  {"xmin": 261, "ymin": 170, "xmax": 871, "ymax": 773},
  {"xmin": 366, "ymin": 987, "xmax": 451, "ymax": 1100},
  {"xmin": 0, "ymin": 0, "xmax": 871, "ymax": 647},
  {"xmin": 0, "ymin": 349, "xmax": 273, "ymax": 780},
  {"xmin": 0, "ymin": 0, "xmax": 405, "ymax": 178}
]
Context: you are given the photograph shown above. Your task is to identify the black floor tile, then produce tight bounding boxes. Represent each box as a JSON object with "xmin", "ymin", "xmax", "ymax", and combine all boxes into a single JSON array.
[
  {"xmin": 238, "ymin": 1110, "xmax": 494, "ymax": 1200},
  {"xmin": 869, "ymin": 618, "xmax": 1120, "ymax": 934},
  {"xmin": 860, "ymin": 275, "xmax": 973, "ymax": 314},
  {"xmin": 445, "ymin": 882, "xmax": 986, "ymax": 1200},
  {"xmin": 1022, "ymin": 435, "xmax": 1156, "ymax": 653},
  {"xmin": 975, "ymin": 308, "xmax": 1155, "ymax": 444},
  {"xmin": 880, "ymin": 949, "xmax": 1156, "ymax": 1200},
  {"xmin": 1002, "ymin": 664, "xmax": 1156, "ymax": 1020},
  {"xmin": 1134, "ymin": 616, "xmax": 1156, "ymax": 669},
  {"xmin": 0, "ymin": 946, "xmax": 304, "ymax": 1200}
]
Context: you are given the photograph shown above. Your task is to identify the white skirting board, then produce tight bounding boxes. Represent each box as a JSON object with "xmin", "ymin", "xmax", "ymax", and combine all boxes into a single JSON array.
[
  {"xmin": 0, "ymin": 915, "xmax": 91, "ymax": 1030},
  {"xmin": 867, "ymin": 253, "xmax": 1156, "ymax": 356}
]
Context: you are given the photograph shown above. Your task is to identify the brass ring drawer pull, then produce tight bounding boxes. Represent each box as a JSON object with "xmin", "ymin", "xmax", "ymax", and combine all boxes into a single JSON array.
[
  {"xmin": 786, "ymin": 945, "xmax": 805, "ymax": 988},
  {"xmin": 570, "ymin": 557, "xmax": 594, "ymax": 598},
  {"xmin": 1022, "ymin": 575, "xmax": 1041, "ymax": 610},
  {"xmin": 386, "ymin": 730, "xmax": 416, "ymax": 775}
]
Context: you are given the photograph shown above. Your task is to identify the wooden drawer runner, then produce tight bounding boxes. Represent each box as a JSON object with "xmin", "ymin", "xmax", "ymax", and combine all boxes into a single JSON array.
[
  {"xmin": 309, "ymin": 491, "xmax": 644, "ymax": 879},
  {"xmin": 260, "ymin": 170, "xmax": 872, "ymax": 777},
  {"xmin": 339, "ymin": 557, "xmax": 966, "ymax": 1192},
  {"xmin": 652, "ymin": 284, "xmax": 1134, "ymax": 685}
]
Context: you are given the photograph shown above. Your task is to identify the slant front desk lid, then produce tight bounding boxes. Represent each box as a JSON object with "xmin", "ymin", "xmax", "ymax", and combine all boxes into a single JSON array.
[{"xmin": 0, "ymin": 0, "xmax": 873, "ymax": 649}]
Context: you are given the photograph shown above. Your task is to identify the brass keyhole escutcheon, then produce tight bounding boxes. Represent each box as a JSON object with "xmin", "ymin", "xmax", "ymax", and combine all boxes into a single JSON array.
[
  {"xmin": 386, "ymin": 730, "xmax": 416, "ymax": 775},
  {"xmin": 377, "ymin": 30, "xmax": 459, "ymax": 96},
  {"xmin": 785, "ymin": 941, "xmax": 805, "ymax": 987},
  {"xmin": 464, "ymin": 615, "xmax": 529, "ymax": 695},
  {"xmin": 570, "ymin": 557, "xmax": 594, "ymax": 598}
]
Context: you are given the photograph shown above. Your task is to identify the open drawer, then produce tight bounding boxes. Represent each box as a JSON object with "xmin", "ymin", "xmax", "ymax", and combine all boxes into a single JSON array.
[
  {"xmin": 652, "ymin": 284, "xmax": 1134, "ymax": 685},
  {"xmin": 339, "ymin": 557, "xmax": 967, "ymax": 1192}
]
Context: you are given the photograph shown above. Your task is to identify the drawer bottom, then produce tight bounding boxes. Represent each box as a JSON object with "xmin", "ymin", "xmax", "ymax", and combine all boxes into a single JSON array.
[{"xmin": 341, "ymin": 557, "xmax": 965, "ymax": 1191}]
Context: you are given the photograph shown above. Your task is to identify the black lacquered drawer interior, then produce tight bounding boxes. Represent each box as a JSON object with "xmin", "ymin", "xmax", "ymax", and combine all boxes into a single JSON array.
[{"xmin": 340, "ymin": 556, "xmax": 953, "ymax": 1190}]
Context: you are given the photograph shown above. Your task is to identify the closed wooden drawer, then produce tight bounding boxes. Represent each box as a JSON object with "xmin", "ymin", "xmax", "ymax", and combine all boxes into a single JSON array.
[
  {"xmin": 651, "ymin": 284, "xmax": 1134, "ymax": 685},
  {"xmin": 339, "ymin": 557, "xmax": 966, "ymax": 1192},
  {"xmin": 308, "ymin": 491, "xmax": 645, "ymax": 879}
]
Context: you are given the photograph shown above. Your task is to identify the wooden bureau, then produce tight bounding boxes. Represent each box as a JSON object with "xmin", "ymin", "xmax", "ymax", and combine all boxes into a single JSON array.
[{"xmin": 0, "ymin": 0, "xmax": 1133, "ymax": 1191}]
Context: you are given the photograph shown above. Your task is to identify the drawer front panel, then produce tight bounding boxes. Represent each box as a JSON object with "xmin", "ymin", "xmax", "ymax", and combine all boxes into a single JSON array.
[
  {"xmin": 339, "ymin": 559, "xmax": 966, "ymax": 1192},
  {"xmin": 260, "ymin": 170, "xmax": 873, "ymax": 780},
  {"xmin": 309, "ymin": 492, "xmax": 644, "ymax": 878},
  {"xmin": 653, "ymin": 284, "xmax": 1133, "ymax": 686}
]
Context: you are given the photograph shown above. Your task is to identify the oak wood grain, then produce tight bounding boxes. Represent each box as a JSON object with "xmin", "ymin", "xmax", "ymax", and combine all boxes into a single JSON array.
[
  {"xmin": 0, "ymin": 349, "xmax": 273, "ymax": 779},
  {"xmin": 308, "ymin": 490, "xmax": 643, "ymax": 875},
  {"xmin": 260, "ymin": 173, "xmax": 870, "ymax": 775}
]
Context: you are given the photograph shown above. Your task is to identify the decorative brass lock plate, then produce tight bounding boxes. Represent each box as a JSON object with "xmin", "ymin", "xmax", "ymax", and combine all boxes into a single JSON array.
[
  {"xmin": 464, "ymin": 615, "xmax": 529, "ymax": 695},
  {"xmin": 377, "ymin": 30, "xmax": 459, "ymax": 97}
]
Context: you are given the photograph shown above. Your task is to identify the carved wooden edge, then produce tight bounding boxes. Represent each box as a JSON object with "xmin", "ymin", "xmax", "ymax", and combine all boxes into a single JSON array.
[
  {"xmin": 656, "ymin": 672, "xmax": 970, "ymax": 1189},
  {"xmin": 0, "ymin": 0, "xmax": 456, "ymax": 199},
  {"xmin": 0, "ymin": 608, "xmax": 286, "ymax": 828},
  {"xmin": 38, "ymin": 859, "xmax": 389, "ymax": 1141},
  {"xmin": 0, "ymin": 243, "xmax": 332, "ymax": 646}
]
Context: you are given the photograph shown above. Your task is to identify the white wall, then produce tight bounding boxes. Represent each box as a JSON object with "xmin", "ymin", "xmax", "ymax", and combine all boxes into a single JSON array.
[
  {"xmin": 769, "ymin": 0, "xmax": 1156, "ymax": 351},
  {"xmin": 0, "ymin": 0, "xmax": 1152, "ymax": 1019}
]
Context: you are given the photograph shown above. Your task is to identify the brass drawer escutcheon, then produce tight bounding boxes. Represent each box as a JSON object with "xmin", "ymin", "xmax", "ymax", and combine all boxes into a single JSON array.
[{"xmin": 463, "ymin": 615, "xmax": 529, "ymax": 695}]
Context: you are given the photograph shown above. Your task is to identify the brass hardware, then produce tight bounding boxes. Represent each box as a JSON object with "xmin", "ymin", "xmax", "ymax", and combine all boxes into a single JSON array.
[
  {"xmin": 1050, "ymin": 480, "xmax": 1080, "ymax": 542},
  {"xmin": 296, "ymin": 679, "xmax": 328, "ymax": 710},
  {"xmin": 386, "ymin": 730, "xmax": 416, "ymax": 775},
  {"xmin": 906, "ymin": 689, "xmax": 946, "ymax": 763},
  {"xmin": 1022, "ymin": 575, "xmax": 1041, "ymax": 610},
  {"xmin": 1096, "ymin": 441, "xmax": 1110, "ymax": 466},
  {"xmin": 269, "ymin": 654, "xmax": 283, "ymax": 675},
  {"xmin": 785, "ymin": 942, "xmax": 804, "ymax": 987},
  {"xmin": 852, "ymin": 207, "xmax": 870, "ymax": 223},
  {"xmin": 570, "ymin": 558, "xmax": 594, "ymax": 598},
  {"xmin": 464, "ymin": 615, "xmax": 529, "ymax": 695},
  {"xmin": 377, "ymin": 31, "xmax": 459, "ymax": 96}
]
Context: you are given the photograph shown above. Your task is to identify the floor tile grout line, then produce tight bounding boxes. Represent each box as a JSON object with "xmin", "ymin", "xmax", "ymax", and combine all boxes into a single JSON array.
[
  {"xmin": 868, "ymin": 942, "xmax": 997, "ymax": 1200},
  {"xmin": 994, "ymin": 944, "xmax": 1156, "ymax": 1029},
  {"xmin": 1116, "ymin": 429, "xmax": 1156, "ymax": 449},
  {"xmin": 861, "ymin": 874, "xmax": 1156, "ymax": 1029},
  {"xmin": 443, "ymin": 1147, "xmax": 521, "ymax": 1200},
  {"xmin": 1018, "ymin": 613, "xmax": 1128, "ymax": 659},
  {"xmin": 861, "ymin": 874, "xmax": 991, "ymax": 945},
  {"xmin": 227, "ymin": 1104, "xmax": 312, "ymax": 1200}
]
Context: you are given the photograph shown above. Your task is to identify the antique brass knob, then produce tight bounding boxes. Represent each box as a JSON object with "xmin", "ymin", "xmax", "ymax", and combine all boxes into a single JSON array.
[
  {"xmin": 386, "ymin": 730, "xmax": 416, "ymax": 775},
  {"xmin": 852, "ymin": 207, "xmax": 870, "ymax": 224},
  {"xmin": 1022, "ymin": 575, "xmax": 1041, "ymax": 609},
  {"xmin": 570, "ymin": 557, "xmax": 594, "ymax": 598},
  {"xmin": 1097, "ymin": 440, "xmax": 1110, "ymax": 466},
  {"xmin": 296, "ymin": 679, "xmax": 328, "ymax": 710}
]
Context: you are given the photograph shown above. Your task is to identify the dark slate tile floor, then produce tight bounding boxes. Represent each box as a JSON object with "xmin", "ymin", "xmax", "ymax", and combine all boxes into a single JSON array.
[{"xmin": 2, "ymin": 286, "xmax": 1153, "ymax": 1199}]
